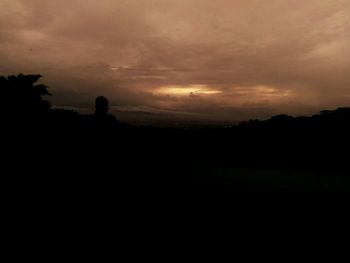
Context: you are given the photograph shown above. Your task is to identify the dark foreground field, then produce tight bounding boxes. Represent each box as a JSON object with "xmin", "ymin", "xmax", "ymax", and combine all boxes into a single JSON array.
[
  {"xmin": 34, "ymin": 165, "xmax": 349, "ymax": 208},
  {"xmin": 4, "ymin": 111, "xmax": 350, "ymax": 208},
  {"xmin": 2, "ymin": 74, "xmax": 350, "ymax": 208}
]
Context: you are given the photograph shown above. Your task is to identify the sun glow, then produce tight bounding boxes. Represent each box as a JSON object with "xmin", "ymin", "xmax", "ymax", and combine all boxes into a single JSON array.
[{"xmin": 154, "ymin": 85, "xmax": 222, "ymax": 96}]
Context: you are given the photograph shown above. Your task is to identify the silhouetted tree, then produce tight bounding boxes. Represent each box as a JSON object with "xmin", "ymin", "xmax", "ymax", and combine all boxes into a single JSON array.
[{"xmin": 0, "ymin": 74, "xmax": 51, "ymax": 116}]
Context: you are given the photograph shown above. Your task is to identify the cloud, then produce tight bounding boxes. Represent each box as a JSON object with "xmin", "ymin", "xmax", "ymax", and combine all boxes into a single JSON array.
[{"xmin": 1, "ymin": 0, "xmax": 350, "ymax": 124}]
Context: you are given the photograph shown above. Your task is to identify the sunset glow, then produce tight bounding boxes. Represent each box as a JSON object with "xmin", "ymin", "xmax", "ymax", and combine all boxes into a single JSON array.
[{"xmin": 154, "ymin": 85, "xmax": 223, "ymax": 96}]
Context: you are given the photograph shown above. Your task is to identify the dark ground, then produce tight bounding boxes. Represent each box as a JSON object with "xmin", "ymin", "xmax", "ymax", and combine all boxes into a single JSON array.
[{"xmin": 2, "ymin": 74, "xmax": 350, "ymax": 208}]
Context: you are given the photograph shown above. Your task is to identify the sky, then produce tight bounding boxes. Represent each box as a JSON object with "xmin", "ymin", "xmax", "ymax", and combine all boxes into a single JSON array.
[{"xmin": 1, "ymin": 0, "xmax": 350, "ymax": 126}]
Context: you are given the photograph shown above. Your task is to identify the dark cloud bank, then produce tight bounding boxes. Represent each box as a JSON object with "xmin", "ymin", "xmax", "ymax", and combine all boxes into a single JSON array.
[{"xmin": 1, "ymin": 0, "xmax": 350, "ymax": 126}]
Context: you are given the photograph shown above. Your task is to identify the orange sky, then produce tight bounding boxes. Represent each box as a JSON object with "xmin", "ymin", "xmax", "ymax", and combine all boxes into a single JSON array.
[{"xmin": 1, "ymin": 0, "xmax": 350, "ymax": 125}]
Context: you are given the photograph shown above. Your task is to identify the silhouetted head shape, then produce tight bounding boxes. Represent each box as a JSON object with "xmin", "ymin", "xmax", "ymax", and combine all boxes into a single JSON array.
[{"xmin": 95, "ymin": 96, "xmax": 109, "ymax": 114}]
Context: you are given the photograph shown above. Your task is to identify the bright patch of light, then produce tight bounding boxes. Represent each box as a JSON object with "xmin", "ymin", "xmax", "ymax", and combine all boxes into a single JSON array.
[{"xmin": 154, "ymin": 85, "xmax": 222, "ymax": 96}]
